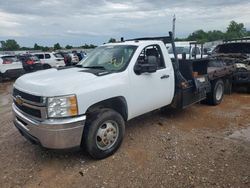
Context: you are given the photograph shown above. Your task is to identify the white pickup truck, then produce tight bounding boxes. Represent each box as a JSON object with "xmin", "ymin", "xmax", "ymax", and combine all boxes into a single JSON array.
[{"xmin": 12, "ymin": 33, "xmax": 234, "ymax": 159}]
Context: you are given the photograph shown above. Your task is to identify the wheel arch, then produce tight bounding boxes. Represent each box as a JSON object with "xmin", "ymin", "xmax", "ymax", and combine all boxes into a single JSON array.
[
  {"xmin": 43, "ymin": 63, "xmax": 51, "ymax": 69},
  {"xmin": 85, "ymin": 96, "xmax": 128, "ymax": 121}
]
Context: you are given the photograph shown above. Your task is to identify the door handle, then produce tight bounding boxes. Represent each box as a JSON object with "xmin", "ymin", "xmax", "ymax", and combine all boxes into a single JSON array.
[{"xmin": 161, "ymin": 75, "xmax": 170, "ymax": 79}]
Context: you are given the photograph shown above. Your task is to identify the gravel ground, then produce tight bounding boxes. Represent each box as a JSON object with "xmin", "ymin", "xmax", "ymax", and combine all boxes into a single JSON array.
[{"xmin": 0, "ymin": 81, "xmax": 250, "ymax": 188}]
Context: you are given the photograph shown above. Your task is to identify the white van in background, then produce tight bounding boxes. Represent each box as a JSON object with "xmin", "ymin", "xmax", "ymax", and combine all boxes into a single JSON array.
[{"xmin": 32, "ymin": 52, "xmax": 65, "ymax": 69}]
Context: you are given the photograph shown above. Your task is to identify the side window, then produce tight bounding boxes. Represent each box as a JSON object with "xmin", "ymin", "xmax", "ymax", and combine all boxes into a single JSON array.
[
  {"xmin": 35, "ymin": 54, "xmax": 44, "ymax": 59},
  {"xmin": 45, "ymin": 54, "xmax": 51, "ymax": 59},
  {"xmin": 136, "ymin": 45, "xmax": 165, "ymax": 69}
]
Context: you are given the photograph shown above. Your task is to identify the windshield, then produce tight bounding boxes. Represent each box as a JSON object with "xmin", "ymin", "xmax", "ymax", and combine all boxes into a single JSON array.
[
  {"xmin": 168, "ymin": 46, "xmax": 190, "ymax": 54},
  {"xmin": 78, "ymin": 45, "xmax": 137, "ymax": 71},
  {"xmin": 2, "ymin": 56, "xmax": 18, "ymax": 62}
]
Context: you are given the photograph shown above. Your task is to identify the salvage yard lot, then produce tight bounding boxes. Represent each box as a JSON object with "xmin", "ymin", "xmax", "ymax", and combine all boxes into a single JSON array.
[{"xmin": 0, "ymin": 81, "xmax": 250, "ymax": 188}]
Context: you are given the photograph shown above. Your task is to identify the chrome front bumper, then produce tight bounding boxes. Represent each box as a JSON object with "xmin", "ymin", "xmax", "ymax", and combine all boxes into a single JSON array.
[{"xmin": 12, "ymin": 103, "xmax": 86, "ymax": 149}]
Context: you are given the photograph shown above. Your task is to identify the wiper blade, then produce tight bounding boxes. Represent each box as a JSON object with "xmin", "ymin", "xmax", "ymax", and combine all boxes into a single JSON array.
[{"xmin": 83, "ymin": 66, "xmax": 106, "ymax": 70}]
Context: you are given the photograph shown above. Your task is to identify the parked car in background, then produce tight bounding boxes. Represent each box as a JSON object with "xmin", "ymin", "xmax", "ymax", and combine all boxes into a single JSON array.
[
  {"xmin": 0, "ymin": 55, "xmax": 24, "ymax": 82},
  {"xmin": 17, "ymin": 54, "xmax": 43, "ymax": 72},
  {"xmin": 69, "ymin": 52, "xmax": 79, "ymax": 65},
  {"xmin": 55, "ymin": 52, "xmax": 72, "ymax": 66},
  {"xmin": 76, "ymin": 51, "xmax": 87, "ymax": 61},
  {"xmin": 32, "ymin": 52, "xmax": 65, "ymax": 69},
  {"xmin": 212, "ymin": 40, "xmax": 250, "ymax": 91}
]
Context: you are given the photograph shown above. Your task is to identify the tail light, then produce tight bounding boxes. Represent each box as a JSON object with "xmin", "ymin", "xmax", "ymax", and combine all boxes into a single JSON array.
[{"xmin": 26, "ymin": 60, "xmax": 34, "ymax": 65}]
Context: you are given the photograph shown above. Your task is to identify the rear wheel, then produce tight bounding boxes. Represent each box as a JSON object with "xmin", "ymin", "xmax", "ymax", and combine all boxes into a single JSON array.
[
  {"xmin": 83, "ymin": 108, "xmax": 125, "ymax": 159},
  {"xmin": 247, "ymin": 86, "xmax": 250, "ymax": 93},
  {"xmin": 205, "ymin": 79, "xmax": 224, "ymax": 105},
  {"xmin": 43, "ymin": 64, "xmax": 51, "ymax": 69},
  {"xmin": 0, "ymin": 73, "xmax": 3, "ymax": 83}
]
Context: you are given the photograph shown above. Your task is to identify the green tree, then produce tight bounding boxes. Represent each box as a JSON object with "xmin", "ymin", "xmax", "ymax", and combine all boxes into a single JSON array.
[
  {"xmin": 65, "ymin": 45, "xmax": 73, "ymax": 49},
  {"xmin": 187, "ymin": 30, "xmax": 208, "ymax": 43},
  {"xmin": 81, "ymin": 44, "xmax": 96, "ymax": 49},
  {"xmin": 108, "ymin": 38, "xmax": 116, "ymax": 43},
  {"xmin": 226, "ymin": 20, "xmax": 247, "ymax": 39},
  {"xmin": 53, "ymin": 43, "xmax": 61, "ymax": 50},
  {"xmin": 89, "ymin": 44, "xmax": 96, "ymax": 48},
  {"xmin": 34, "ymin": 43, "xmax": 43, "ymax": 50},
  {"xmin": 0, "ymin": 39, "xmax": 20, "ymax": 50},
  {"xmin": 42, "ymin": 46, "xmax": 50, "ymax": 51},
  {"xmin": 207, "ymin": 30, "xmax": 225, "ymax": 41}
]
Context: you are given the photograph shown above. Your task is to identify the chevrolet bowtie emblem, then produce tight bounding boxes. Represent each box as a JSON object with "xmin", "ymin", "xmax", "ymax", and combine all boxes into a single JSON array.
[{"xmin": 16, "ymin": 95, "xmax": 24, "ymax": 106}]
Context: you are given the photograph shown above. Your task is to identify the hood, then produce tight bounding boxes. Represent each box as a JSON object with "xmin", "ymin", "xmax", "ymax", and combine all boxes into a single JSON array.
[{"xmin": 14, "ymin": 67, "xmax": 101, "ymax": 96}]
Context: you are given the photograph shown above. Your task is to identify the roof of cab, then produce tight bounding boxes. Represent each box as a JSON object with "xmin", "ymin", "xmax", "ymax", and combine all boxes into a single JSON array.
[{"xmin": 102, "ymin": 40, "xmax": 164, "ymax": 47}]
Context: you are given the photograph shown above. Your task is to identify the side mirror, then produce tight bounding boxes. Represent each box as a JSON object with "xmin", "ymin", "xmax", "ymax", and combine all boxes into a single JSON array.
[{"xmin": 134, "ymin": 56, "xmax": 157, "ymax": 75}]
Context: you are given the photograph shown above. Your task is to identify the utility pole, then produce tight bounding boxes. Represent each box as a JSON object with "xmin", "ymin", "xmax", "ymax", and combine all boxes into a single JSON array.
[{"xmin": 172, "ymin": 14, "xmax": 176, "ymax": 39}]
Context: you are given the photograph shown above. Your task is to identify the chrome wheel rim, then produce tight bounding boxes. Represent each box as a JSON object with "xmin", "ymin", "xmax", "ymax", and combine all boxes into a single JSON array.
[
  {"xmin": 96, "ymin": 120, "xmax": 119, "ymax": 150},
  {"xmin": 216, "ymin": 84, "xmax": 223, "ymax": 101}
]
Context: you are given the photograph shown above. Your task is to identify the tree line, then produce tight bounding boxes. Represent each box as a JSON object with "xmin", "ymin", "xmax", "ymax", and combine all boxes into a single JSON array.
[
  {"xmin": 1, "ymin": 20, "xmax": 249, "ymax": 51},
  {"xmin": 177, "ymin": 20, "xmax": 250, "ymax": 43},
  {"xmin": 0, "ymin": 40, "xmax": 97, "ymax": 51}
]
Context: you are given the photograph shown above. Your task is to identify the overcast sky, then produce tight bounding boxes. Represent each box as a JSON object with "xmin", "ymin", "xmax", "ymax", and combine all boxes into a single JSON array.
[{"xmin": 0, "ymin": 0, "xmax": 250, "ymax": 47}]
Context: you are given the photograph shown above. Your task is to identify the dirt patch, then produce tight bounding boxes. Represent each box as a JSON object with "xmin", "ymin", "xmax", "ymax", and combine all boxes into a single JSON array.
[
  {"xmin": 229, "ymin": 126, "xmax": 250, "ymax": 142},
  {"xmin": 0, "ymin": 81, "xmax": 250, "ymax": 188}
]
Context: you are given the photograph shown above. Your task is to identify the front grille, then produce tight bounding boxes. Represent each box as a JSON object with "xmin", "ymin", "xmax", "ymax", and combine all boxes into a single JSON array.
[
  {"xmin": 14, "ymin": 101, "xmax": 42, "ymax": 118},
  {"xmin": 13, "ymin": 88, "xmax": 43, "ymax": 103}
]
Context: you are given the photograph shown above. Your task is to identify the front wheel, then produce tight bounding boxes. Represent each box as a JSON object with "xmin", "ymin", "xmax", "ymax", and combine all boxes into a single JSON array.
[
  {"xmin": 205, "ymin": 79, "xmax": 224, "ymax": 105},
  {"xmin": 83, "ymin": 108, "xmax": 125, "ymax": 159}
]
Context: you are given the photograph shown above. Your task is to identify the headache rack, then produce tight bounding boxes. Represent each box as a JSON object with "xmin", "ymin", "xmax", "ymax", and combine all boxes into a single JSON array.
[{"xmin": 126, "ymin": 36, "xmax": 173, "ymax": 44}]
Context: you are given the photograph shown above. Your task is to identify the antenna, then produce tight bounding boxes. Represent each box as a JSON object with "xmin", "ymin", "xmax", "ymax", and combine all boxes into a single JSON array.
[{"xmin": 172, "ymin": 14, "xmax": 176, "ymax": 39}]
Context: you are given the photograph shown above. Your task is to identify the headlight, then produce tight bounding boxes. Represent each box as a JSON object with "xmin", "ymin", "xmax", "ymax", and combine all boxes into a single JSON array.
[{"xmin": 47, "ymin": 95, "xmax": 78, "ymax": 118}]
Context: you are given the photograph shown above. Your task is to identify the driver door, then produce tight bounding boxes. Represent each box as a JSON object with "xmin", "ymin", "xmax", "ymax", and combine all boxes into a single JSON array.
[{"xmin": 129, "ymin": 45, "xmax": 174, "ymax": 118}]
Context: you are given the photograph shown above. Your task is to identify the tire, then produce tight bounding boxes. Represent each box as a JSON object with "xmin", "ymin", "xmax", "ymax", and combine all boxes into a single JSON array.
[
  {"xmin": 224, "ymin": 79, "xmax": 232, "ymax": 95},
  {"xmin": 205, "ymin": 79, "xmax": 224, "ymax": 105},
  {"xmin": 247, "ymin": 86, "xmax": 250, "ymax": 94},
  {"xmin": 0, "ymin": 74, "xmax": 3, "ymax": 83},
  {"xmin": 43, "ymin": 64, "xmax": 51, "ymax": 69},
  {"xmin": 83, "ymin": 108, "xmax": 125, "ymax": 159}
]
